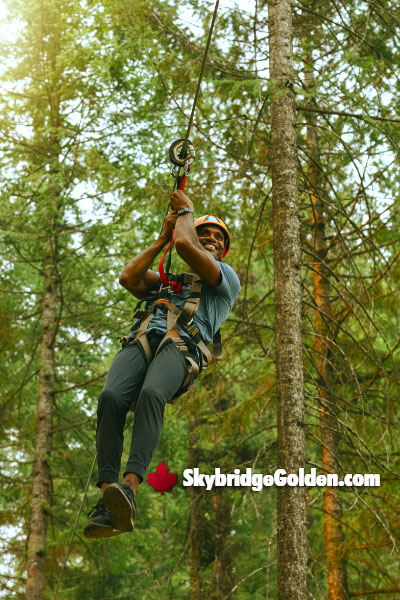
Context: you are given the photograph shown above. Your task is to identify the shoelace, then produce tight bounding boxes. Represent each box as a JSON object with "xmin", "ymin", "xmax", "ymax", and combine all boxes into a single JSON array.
[
  {"xmin": 87, "ymin": 499, "xmax": 108, "ymax": 517},
  {"xmin": 87, "ymin": 486, "xmax": 135, "ymax": 517}
]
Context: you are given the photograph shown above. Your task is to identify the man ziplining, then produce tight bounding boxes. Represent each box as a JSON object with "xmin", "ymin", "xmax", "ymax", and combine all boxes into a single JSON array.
[{"xmin": 84, "ymin": 189, "xmax": 240, "ymax": 538}]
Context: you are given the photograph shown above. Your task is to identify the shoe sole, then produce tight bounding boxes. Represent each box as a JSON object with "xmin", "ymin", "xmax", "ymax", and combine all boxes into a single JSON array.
[
  {"xmin": 103, "ymin": 484, "xmax": 135, "ymax": 532},
  {"xmin": 83, "ymin": 522, "xmax": 122, "ymax": 539}
]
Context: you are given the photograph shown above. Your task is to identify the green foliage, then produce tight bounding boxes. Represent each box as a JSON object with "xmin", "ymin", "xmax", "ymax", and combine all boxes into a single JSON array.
[{"xmin": 1, "ymin": 0, "xmax": 400, "ymax": 598}]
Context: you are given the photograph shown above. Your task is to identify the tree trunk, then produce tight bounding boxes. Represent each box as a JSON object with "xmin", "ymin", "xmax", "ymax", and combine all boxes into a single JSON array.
[
  {"xmin": 301, "ymin": 16, "xmax": 349, "ymax": 597},
  {"xmin": 309, "ymin": 123, "xmax": 349, "ymax": 600},
  {"xmin": 26, "ymin": 252, "xmax": 57, "ymax": 600},
  {"xmin": 267, "ymin": 0, "xmax": 307, "ymax": 598},
  {"xmin": 26, "ymin": 62, "xmax": 61, "ymax": 596},
  {"xmin": 211, "ymin": 488, "xmax": 233, "ymax": 599},
  {"xmin": 307, "ymin": 102, "xmax": 349, "ymax": 600}
]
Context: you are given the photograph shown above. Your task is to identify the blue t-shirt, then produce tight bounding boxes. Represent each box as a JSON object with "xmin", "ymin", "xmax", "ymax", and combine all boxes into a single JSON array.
[{"xmin": 130, "ymin": 262, "xmax": 240, "ymax": 345}]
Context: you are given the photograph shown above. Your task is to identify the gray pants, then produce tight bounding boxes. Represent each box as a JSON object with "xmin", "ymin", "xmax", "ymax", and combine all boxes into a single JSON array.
[{"xmin": 96, "ymin": 335, "xmax": 197, "ymax": 486}]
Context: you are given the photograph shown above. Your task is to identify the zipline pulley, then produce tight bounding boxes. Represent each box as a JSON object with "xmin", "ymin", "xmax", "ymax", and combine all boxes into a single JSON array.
[
  {"xmin": 169, "ymin": 138, "xmax": 195, "ymax": 168},
  {"xmin": 169, "ymin": 138, "xmax": 196, "ymax": 189},
  {"xmin": 169, "ymin": 136, "xmax": 195, "ymax": 194}
]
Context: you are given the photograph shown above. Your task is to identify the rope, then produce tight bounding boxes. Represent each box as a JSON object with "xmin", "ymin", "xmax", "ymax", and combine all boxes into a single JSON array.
[{"xmin": 53, "ymin": 452, "xmax": 97, "ymax": 600}]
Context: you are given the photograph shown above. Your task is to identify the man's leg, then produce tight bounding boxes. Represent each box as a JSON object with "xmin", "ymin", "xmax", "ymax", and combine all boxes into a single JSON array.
[
  {"xmin": 124, "ymin": 341, "xmax": 188, "ymax": 483},
  {"xmin": 95, "ymin": 343, "xmax": 147, "ymax": 488},
  {"xmin": 102, "ymin": 342, "xmax": 188, "ymax": 534},
  {"xmin": 84, "ymin": 343, "xmax": 147, "ymax": 539}
]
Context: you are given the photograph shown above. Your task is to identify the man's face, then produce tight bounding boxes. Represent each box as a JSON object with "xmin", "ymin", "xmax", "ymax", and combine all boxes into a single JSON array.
[{"xmin": 196, "ymin": 225, "xmax": 225, "ymax": 261}]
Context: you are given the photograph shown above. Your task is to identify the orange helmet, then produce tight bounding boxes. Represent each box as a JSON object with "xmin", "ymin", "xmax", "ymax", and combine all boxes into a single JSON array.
[{"xmin": 194, "ymin": 215, "xmax": 231, "ymax": 257}]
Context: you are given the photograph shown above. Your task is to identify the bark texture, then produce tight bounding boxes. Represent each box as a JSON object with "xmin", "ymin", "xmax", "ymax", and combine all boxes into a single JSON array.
[
  {"xmin": 268, "ymin": 0, "xmax": 307, "ymax": 597},
  {"xmin": 211, "ymin": 488, "xmax": 233, "ymax": 598},
  {"xmin": 26, "ymin": 253, "xmax": 57, "ymax": 600},
  {"xmin": 26, "ymin": 68, "xmax": 60, "ymax": 597}
]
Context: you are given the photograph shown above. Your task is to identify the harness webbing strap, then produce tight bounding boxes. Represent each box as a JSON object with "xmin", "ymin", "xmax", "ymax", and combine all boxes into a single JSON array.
[
  {"xmin": 196, "ymin": 339, "xmax": 214, "ymax": 366},
  {"xmin": 135, "ymin": 310, "xmax": 153, "ymax": 338},
  {"xmin": 178, "ymin": 286, "xmax": 201, "ymax": 325},
  {"xmin": 183, "ymin": 356, "xmax": 200, "ymax": 388},
  {"xmin": 212, "ymin": 328, "xmax": 222, "ymax": 360},
  {"xmin": 134, "ymin": 310, "xmax": 154, "ymax": 362},
  {"xmin": 137, "ymin": 334, "xmax": 152, "ymax": 363},
  {"xmin": 166, "ymin": 304, "xmax": 185, "ymax": 347},
  {"xmin": 158, "ymin": 279, "xmax": 200, "ymax": 353}
]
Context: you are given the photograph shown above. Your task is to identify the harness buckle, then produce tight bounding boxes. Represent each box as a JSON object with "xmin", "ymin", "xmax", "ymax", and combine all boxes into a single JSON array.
[{"xmin": 158, "ymin": 283, "xmax": 171, "ymax": 293}]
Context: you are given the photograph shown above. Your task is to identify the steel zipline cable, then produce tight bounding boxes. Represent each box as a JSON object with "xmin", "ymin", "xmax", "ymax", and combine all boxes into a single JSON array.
[
  {"xmin": 166, "ymin": 0, "xmax": 220, "ymax": 200},
  {"xmin": 182, "ymin": 0, "xmax": 220, "ymax": 159},
  {"xmin": 53, "ymin": 3, "xmax": 220, "ymax": 597}
]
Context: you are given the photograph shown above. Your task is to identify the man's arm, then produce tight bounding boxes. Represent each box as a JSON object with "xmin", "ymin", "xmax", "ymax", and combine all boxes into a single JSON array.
[
  {"xmin": 170, "ymin": 191, "xmax": 222, "ymax": 286},
  {"xmin": 119, "ymin": 213, "xmax": 177, "ymax": 298}
]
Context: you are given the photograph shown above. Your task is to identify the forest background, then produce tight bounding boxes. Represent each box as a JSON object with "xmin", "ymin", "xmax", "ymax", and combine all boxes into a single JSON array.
[{"xmin": 1, "ymin": 0, "xmax": 400, "ymax": 598}]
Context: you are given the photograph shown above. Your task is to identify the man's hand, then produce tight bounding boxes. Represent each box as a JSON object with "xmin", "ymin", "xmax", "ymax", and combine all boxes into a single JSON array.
[
  {"xmin": 160, "ymin": 211, "xmax": 178, "ymax": 241},
  {"xmin": 170, "ymin": 190, "xmax": 194, "ymax": 212},
  {"xmin": 119, "ymin": 212, "xmax": 180, "ymax": 298}
]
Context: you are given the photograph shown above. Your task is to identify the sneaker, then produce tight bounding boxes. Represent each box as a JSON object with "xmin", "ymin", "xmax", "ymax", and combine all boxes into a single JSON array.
[
  {"xmin": 103, "ymin": 483, "xmax": 136, "ymax": 533},
  {"xmin": 83, "ymin": 498, "xmax": 122, "ymax": 539}
]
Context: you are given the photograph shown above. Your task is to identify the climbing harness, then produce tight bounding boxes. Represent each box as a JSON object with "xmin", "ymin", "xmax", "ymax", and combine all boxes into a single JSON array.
[{"xmin": 123, "ymin": 271, "xmax": 223, "ymax": 407}]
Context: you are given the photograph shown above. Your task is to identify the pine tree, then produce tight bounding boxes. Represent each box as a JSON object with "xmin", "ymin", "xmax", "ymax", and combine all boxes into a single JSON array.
[
  {"xmin": 0, "ymin": 0, "xmax": 175, "ymax": 596},
  {"xmin": 268, "ymin": 0, "xmax": 307, "ymax": 597}
]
